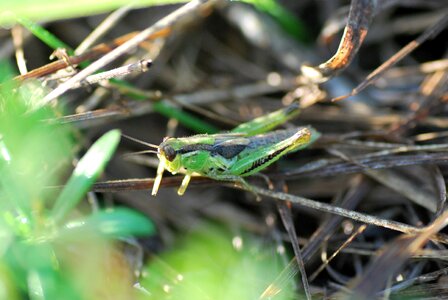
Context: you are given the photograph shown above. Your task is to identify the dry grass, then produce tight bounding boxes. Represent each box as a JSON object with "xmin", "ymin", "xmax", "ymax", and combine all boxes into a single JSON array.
[{"xmin": 5, "ymin": 0, "xmax": 448, "ymax": 298}]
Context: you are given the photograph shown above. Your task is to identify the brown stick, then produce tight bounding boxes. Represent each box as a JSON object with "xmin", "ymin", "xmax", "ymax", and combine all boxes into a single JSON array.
[{"xmin": 14, "ymin": 29, "xmax": 169, "ymax": 81}]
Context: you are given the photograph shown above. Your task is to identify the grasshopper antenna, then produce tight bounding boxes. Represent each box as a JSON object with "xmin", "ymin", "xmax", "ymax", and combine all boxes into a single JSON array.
[
  {"xmin": 122, "ymin": 150, "xmax": 158, "ymax": 159},
  {"xmin": 121, "ymin": 133, "xmax": 163, "ymax": 196},
  {"xmin": 121, "ymin": 133, "xmax": 164, "ymax": 195},
  {"xmin": 121, "ymin": 133, "xmax": 159, "ymax": 149}
]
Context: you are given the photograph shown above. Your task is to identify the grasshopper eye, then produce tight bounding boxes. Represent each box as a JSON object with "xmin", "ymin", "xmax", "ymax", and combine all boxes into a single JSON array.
[{"xmin": 162, "ymin": 145, "xmax": 176, "ymax": 162}]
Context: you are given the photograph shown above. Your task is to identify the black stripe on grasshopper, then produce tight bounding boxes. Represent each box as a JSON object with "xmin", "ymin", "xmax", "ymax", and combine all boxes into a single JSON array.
[
  {"xmin": 240, "ymin": 144, "xmax": 289, "ymax": 175},
  {"xmin": 174, "ymin": 141, "xmax": 248, "ymax": 159}
]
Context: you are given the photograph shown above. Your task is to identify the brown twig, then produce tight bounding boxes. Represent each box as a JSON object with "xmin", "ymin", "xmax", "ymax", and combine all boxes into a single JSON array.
[
  {"xmin": 332, "ymin": 14, "xmax": 448, "ymax": 101},
  {"xmin": 43, "ymin": 0, "xmax": 214, "ymax": 103},
  {"xmin": 301, "ymin": 0, "xmax": 377, "ymax": 83}
]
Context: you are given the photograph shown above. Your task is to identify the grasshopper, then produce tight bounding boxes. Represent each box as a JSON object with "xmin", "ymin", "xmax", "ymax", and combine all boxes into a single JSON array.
[{"xmin": 145, "ymin": 103, "xmax": 319, "ymax": 196}]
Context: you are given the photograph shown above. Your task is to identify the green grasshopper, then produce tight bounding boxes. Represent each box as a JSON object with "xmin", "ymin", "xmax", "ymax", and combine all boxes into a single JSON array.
[{"xmin": 145, "ymin": 103, "xmax": 319, "ymax": 196}]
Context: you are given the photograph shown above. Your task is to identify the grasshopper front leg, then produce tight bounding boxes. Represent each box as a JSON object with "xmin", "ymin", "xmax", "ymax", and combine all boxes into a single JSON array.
[{"xmin": 152, "ymin": 159, "xmax": 166, "ymax": 196}]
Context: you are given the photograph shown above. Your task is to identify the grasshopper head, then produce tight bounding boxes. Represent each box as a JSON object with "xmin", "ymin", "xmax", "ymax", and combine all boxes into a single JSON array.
[{"xmin": 158, "ymin": 138, "xmax": 182, "ymax": 173}]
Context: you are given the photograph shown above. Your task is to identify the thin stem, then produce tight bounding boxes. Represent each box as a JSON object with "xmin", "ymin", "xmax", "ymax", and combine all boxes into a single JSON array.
[{"xmin": 43, "ymin": 0, "xmax": 212, "ymax": 103}]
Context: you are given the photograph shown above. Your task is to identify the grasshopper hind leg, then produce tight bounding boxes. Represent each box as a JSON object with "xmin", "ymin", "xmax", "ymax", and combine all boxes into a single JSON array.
[
  {"xmin": 212, "ymin": 174, "xmax": 260, "ymax": 200},
  {"xmin": 177, "ymin": 174, "xmax": 249, "ymax": 197},
  {"xmin": 253, "ymin": 173, "xmax": 274, "ymax": 190},
  {"xmin": 235, "ymin": 177, "xmax": 262, "ymax": 201}
]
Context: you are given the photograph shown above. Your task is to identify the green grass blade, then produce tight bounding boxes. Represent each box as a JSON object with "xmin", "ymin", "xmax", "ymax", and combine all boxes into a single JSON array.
[
  {"xmin": 62, "ymin": 208, "xmax": 155, "ymax": 238},
  {"xmin": 50, "ymin": 130, "xmax": 121, "ymax": 223},
  {"xmin": 153, "ymin": 101, "xmax": 219, "ymax": 133},
  {"xmin": 241, "ymin": 0, "xmax": 311, "ymax": 43},
  {"xmin": 0, "ymin": 0, "xmax": 189, "ymax": 24},
  {"xmin": 110, "ymin": 80, "xmax": 220, "ymax": 133},
  {"xmin": 15, "ymin": 17, "xmax": 72, "ymax": 52}
]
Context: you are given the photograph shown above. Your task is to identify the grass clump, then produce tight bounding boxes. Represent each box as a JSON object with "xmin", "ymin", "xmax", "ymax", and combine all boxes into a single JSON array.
[{"xmin": 0, "ymin": 66, "xmax": 155, "ymax": 299}]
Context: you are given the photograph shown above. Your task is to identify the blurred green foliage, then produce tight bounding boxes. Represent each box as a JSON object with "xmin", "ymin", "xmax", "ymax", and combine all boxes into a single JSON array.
[
  {"xmin": 0, "ymin": 0, "xmax": 308, "ymax": 42},
  {"xmin": 141, "ymin": 224, "xmax": 295, "ymax": 299},
  {"xmin": 243, "ymin": 0, "xmax": 311, "ymax": 42},
  {"xmin": 0, "ymin": 63, "xmax": 155, "ymax": 299},
  {"xmin": 0, "ymin": 0, "xmax": 188, "ymax": 24}
]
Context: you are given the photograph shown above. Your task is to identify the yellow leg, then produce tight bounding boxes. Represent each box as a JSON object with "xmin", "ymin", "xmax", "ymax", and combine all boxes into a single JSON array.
[
  {"xmin": 177, "ymin": 173, "xmax": 192, "ymax": 196},
  {"xmin": 152, "ymin": 160, "xmax": 165, "ymax": 196}
]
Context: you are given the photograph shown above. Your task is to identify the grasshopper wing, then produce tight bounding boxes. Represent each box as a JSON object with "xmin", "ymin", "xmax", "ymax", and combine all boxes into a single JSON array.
[{"xmin": 212, "ymin": 138, "xmax": 250, "ymax": 159}]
